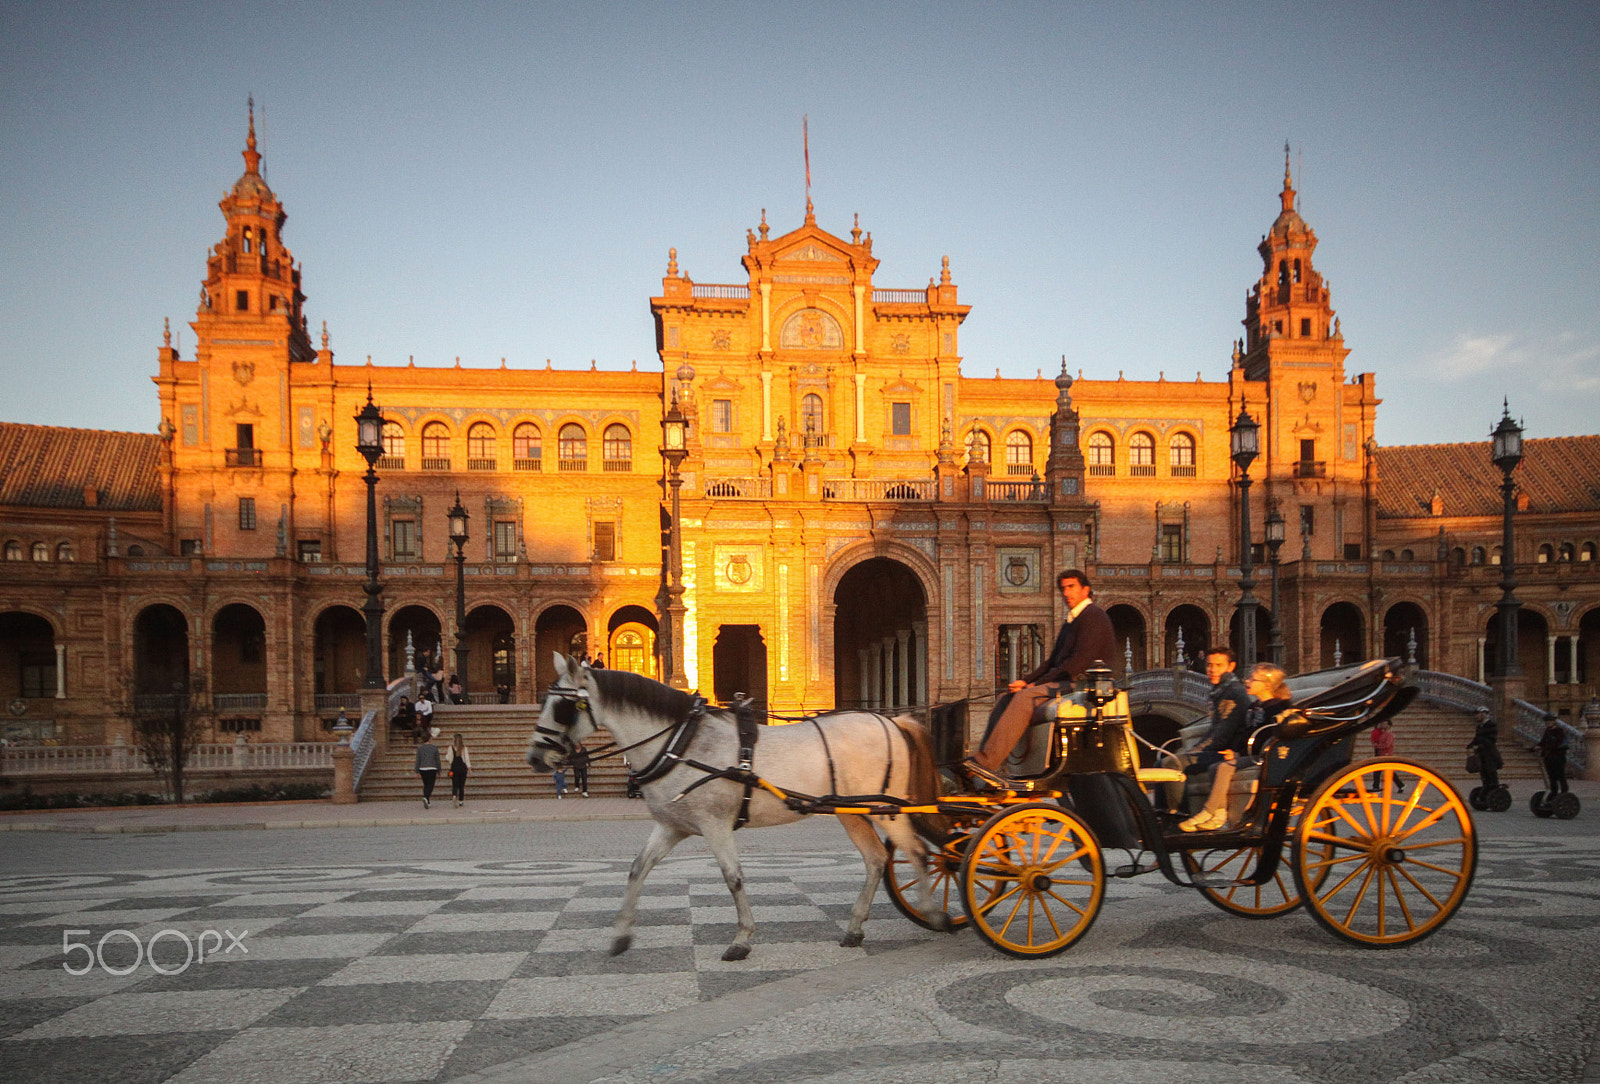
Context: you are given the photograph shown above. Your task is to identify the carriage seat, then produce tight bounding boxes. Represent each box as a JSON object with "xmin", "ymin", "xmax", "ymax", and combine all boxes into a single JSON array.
[{"xmin": 1002, "ymin": 691, "xmax": 1184, "ymax": 786}]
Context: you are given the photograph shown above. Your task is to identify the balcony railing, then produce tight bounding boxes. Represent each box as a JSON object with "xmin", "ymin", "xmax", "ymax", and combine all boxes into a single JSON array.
[
  {"xmin": 314, "ymin": 693, "xmax": 364, "ymax": 711},
  {"xmin": 691, "ymin": 283, "xmax": 750, "ymax": 299},
  {"xmin": 513, "ymin": 457, "xmax": 542, "ymax": 471},
  {"xmin": 1129, "ymin": 463, "xmax": 1156, "ymax": 477},
  {"xmin": 1089, "ymin": 463, "xmax": 1115, "ymax": 476},
  {"xmin": 872, "ymin": 288, "xmax": 926, "ymax": 303},
  {"xmin": 603, "ymin": 459, "xmax": 632, "ymax": 472},
  {"xmin": 377, "ymin": 456, "xmax": 405, "ymax": 470},
  {"xmin": 1, "ymin": 741, "xmax": 336, "ymax": 774},
  {"xmin": 985, "ymin": 479, "xmax": 1049, "ymax": 502},
  {"xmin": 1171, "ymin": 464, "xmax": 1196, "ymax": 478},
  {"xmin": 467, "ymin": 458, "xmax": 497, "ymax": 471},
  {"xmin": 705, "ymin": 478, "xmax": 772, "ymax": 498},
  {"xmin": 1294, "ymin": 460, "xmax": 1327, "ymax": 478},
  {"xmin": 421, "ymin": 457, "xmax": 451, "ymax": 471},
  {"xmin": 213, "ymin": 693, "xmax": 267, "ymax": 710},
  {"xmin": 823, "ymin": 479, "xmax": 936, "ymax": 501},
  {"xmin": 225, "ymin": 448, "xmax": 261, "ymax": 468},
  {"xmin": 558, "ymin": 458, "xmax": 588, "ymax": 472}
]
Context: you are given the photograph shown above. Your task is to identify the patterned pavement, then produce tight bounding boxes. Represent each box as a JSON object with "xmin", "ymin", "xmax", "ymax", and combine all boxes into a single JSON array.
[{"xmin": 0, "ymin": 823, "xmax": 1597, "ymax": 1082}]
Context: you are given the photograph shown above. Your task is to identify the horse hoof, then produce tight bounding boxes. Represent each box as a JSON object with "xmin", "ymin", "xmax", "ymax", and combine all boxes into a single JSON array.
[
  {"xmin": 839, "ymin": 931, "xmax": 864, "ymax": 948},
  {"xmin": 721, "ymin": 944, "xmax": 751, "ymax": 962},
  {"xmin": 609, "ymin": 935, "xmax": 633, "ymax": 957},
  {"xmin": 932, "ymin": 913, "xmax": 956, "ymax": 934}
]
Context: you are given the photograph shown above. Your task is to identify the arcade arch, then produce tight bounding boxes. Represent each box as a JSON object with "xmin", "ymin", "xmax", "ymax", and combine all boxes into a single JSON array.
[
  {"xmin": 833, "ymin": 557, "xmax": 927, "ymax": 711},
  {"xmin": 0, "ymin": 611, "xmax": 56, "ymax": 701},
  {"xmin": 389, "ymin": 604, "xmax": 442, "ymax": 680},
  {"xmin": 1383, "ymin": 602, "xmax": 1429, "ymax": 667},
  {"xmin": 534, "ymin": 605, "xmax": 588, "ymax": 692},
  {"xmin": 313, "ymin": 606, "xmax": 365, "ymax": 698},
  {"xmin": 211, "ymin": 603, "xmax": 267, "ymax": 699},
  {"xmin": 1163, "ymin": 605, "xmax": 1210, "ymax": 668},
  {"xmin": 464, "ymin": 604, "xmax": 516, "ymax": 698},
  {"xmin": 606, "ymin": 605, "xmax": 659, "ymax": 679},
  {"xmin": 1106, "ymin": 604, "xmax": 1147, "ymax": 676},
  {"xmin": 134, "ymin": 604, "xmax": 189, "ymax": 698},
  {"xmin": 1320, "ymin": 602, "xmax": 1366, "ymax": 668}
]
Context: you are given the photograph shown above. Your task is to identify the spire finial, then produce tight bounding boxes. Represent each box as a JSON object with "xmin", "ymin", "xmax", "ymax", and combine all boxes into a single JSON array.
[
  {"xmin": 851, "ymin": 213, "xmax": 861, "ymax": 244},
  {"xmin": 1280, "ymin": 141, "xmax": 1295, "ymax": 212},
  {"xmin": 321, "ymin": 320, "xmax": 330, "ymax": 351},
  {"xmin": 667, "ymin": 247, "xmax": 678, "ymax": 276},
  {"xmin": 803, "ymin": 114, "xmax": 813, "ymax": 222},
  {"xmin": 759, "ymin": 208, "xmax": 769, "ymax": 240},
  {"xmin": 163, "ymin": 317, "xmax": 171, "ymax": 348},
  {"xmin": 940, "ymin": 255, "xmax": 951, "ymax": 285},
  {"xmin": 243, "ymin": 96, "xmax": 262, "ymax": 175}
]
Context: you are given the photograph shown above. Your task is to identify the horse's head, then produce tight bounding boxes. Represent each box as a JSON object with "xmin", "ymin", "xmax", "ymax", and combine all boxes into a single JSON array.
[{"xmin": 527, "ymin": 652, "xmax": 596, "ymax": 771}]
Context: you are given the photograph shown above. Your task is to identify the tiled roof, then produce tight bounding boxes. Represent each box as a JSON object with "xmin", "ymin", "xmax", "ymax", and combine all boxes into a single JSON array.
[
  {"xmin": 0, "ymin": 423, "xmax": 162, "ymax": 511},
  {"xmin": 1376, "ymin": 435, "xmax": 1600, "ymax": 520}
]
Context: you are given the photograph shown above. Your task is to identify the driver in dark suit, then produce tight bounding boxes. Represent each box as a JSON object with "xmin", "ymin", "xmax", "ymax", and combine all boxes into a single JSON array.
[{"xmin": 965, "ymin": 568, "xmax": 1117, "ymax": 782}]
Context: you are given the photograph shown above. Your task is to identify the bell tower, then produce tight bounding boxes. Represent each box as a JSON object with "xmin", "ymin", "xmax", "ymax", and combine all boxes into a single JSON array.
[{"xmin": 159, "ymin": 102, "xmax": 318, "ymax": 559}]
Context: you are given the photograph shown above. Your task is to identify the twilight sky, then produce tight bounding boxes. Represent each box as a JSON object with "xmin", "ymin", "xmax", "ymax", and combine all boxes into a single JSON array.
[{"xmin": 2, "ymin": 1, "xmax": 1596, "ymax": 447}]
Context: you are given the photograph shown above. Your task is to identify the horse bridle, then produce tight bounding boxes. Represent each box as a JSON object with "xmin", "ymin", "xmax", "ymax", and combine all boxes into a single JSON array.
[{"xmin": 533, "ymin": 682, "xmax": 590, "ymax": 760}]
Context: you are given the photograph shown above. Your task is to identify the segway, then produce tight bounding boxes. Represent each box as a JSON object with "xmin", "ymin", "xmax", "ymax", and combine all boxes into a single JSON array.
[
  {"xmin": 1469, "ymin": 783, "xmax": 1512, "ymax": 812},
  {"xmin": 1529, "ymin": 761, "xmax": 1580, "ymax": 820}
]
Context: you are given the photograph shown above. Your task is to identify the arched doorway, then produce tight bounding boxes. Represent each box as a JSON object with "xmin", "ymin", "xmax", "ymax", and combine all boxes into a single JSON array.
[
  {"xmin": 712, "ymin": 625, "xmax": 768, "ymax": 708},
  {"xmin": 464, "ymin": 604, "xmax": 515, "ymax": 699},
  {"xmin": 1577, "ymin": 607, "xmax": 1599, "ymax": 686},
  {"xmin": 1227, "ymin": 606, "xmax": 1273, "ymax": 665},
  {"xmin": 1163, "ymin": 605, "xmax": 1210, "ymax": 670},
  {"xmin": 389, "ymin": 605, "xmax": 442, "ymax": 681},
  {"xmin": 313, "ymin": 606, "xmax": 366, "ymax": 698},
  {"xmin": 1483, "ymin": 609, "xmax": 1551, "ymax": 693},
  {"xmin": 134, "ymin": 604, "xmax": 189, "ymax": 704},
  {"xmin": 534, "ymin": 605, "xmax": 588, "ymax": 693},
  {"xmin": 1106, "ymin": 604, "xmax": 1146, "ymax": 677},
  {"xmin": 0, "ymin": 612, "xmax": 56, "ymax": 702},
  {"xmin": 1383, "ymin": 602, "xmax": 1429, "ymax": 667},
  {"xmin": 833, "ymin": 557, "xmax": 928, "ymax": 710},
  {"xmin": 607, "ymin": 605, "xmax": 659, "ymax": 679},
  {"xmin": 212, "ymin": 604, "xmax": 268, "ymax": 706},
  {"xmin": 1320, "ymin": 602, "xmax": 1366, "ymax": 668}
]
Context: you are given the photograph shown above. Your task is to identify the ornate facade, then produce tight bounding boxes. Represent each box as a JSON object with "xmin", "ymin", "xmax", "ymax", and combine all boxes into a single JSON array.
[{"xmin": 1, "ymin": 120, "xmax": 1595, "ymax": 746}]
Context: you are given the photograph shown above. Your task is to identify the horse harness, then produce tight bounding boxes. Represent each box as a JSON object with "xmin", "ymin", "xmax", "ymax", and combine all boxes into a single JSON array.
[{"xmin": 543, "ymin": 681, "xmax": 902, "ymax": 830}]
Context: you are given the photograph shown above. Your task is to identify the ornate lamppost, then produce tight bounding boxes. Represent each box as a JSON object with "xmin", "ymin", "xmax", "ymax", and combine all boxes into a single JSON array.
[
  {"xmin": 1265, "ymin": 501, "xmax": 1286, "ymax": 665},
  {"xmin": 661, "ymin": 394, "xmax": 689, "ymax": 689},
  {"xmin": 1490, "ymin": 402, "xmax": 1524, "ymax": 681},
  {"xmin": 1230, "ymin": 403, "xmax": 1261, "ymax": 665},
  {"xmin": 447, "ymin": 493, "xmax": 470, "ymax": 698},
  {"xmin": 354, "ymin": 390, "xmax": 386, "ymax": 690}
]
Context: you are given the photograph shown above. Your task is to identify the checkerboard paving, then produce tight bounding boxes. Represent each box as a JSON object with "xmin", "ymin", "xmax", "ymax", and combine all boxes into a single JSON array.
[{"xmin": 0, "ymin": 855, "xmax": 948, "ymax": 1083}]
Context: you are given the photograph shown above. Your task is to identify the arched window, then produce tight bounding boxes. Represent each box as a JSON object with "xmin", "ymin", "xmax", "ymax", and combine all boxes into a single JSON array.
[
  {"xmin": 421, "ymin": 423, "xmax": 450, "ymax": 469},
  {"xmin": 1448, "ymin": 546, "xmax": 1464, "ymax": 567},
  {"xmin": 1004, "ymin": 431, "xmax": 1033, "ymax": 475},
  {"xmin": 1400, "ymin": 548, "xmax": 1414, "ymax": 561},
  {"xmin": 966, "ymin": 429, "xmax": 991, "ymax": 464},
  {"xmin": 4, "ymin": 541, "xmax": 21, "ymax": 561},
  {"xmin": 1537, "ymin": 543, "xmax": 1554, "ymax": 564},
  {"xmin": 31, "ymin": 542, "xmax": 48, "ymax": 562},
  {"xmin": 467, "ymin": 422, "xmax": 496, "ymax": 469},
  {"xmin": 1382, "ymin": 550, "xmax": 1396, "ymax": 560},
  {"xmin": 513, "ymin": 423, "xmax": 541, "ymax": 470},
  {"xmin": 380, "ymin": 421, "xmax": 405, "ymax": 464},
  {"xmin": 56, "ymin": 541, "xmax": 74, "ymax": 562},
  {"xmin": 1490, "ymin": 545, "xmax": 1503, "ymax": 566},
  {"xmin": 1582, "ymin": 542, "xmax": 1597, "ymax": 562},
  {"xmin": 801, "ymin": 394, "xmax": 824, "ymax": 444},
  {"xmin": 1471, "ymin": 546, "xmax": 1486, "ymax": 565},
  {"xmin": 242, "ymin": 227, "xmax": 253, "ymax": 254},
  {"xmin": 558, "ymin": 423, "xmax": 588, "ymax": 470},
  {"xmin": 1088, "ymin": 432, "xmax": 1115, "ymax": 476},
  {"xmin": 1128, "ymin": 432, "xmax": 1155, "ymax": 476},
  {"xmin": 603, "ymin": 424, "xmax": 632, "ymax": 471},
  {"xmin": 1558, "ymin": 542, "xmax": 1576, "ymax": 563},
  {"xmin": 1169, "ymin": 433, "xmax": 1196, "ymax": 476}
]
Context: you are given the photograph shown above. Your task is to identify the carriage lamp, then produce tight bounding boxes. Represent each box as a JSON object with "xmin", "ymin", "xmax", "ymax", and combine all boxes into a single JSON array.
[
  {"xmin": 354, "ymin": 386, "xmax": 386, "ymax": 690},
  {"xmin": 1490, "ymin": 402, "xmax": 1524, "ymax": 681},
  {"xmin": 1230, "ymin": 402, "xmax": 1262, "ymax": 664},
  {"xmin": 1084, "ymin": 663, "xmax": 1117, "ymax": 709},
  {"xmin": 448, "ymin": 492, "xmax": 470, "ymax": 697}
]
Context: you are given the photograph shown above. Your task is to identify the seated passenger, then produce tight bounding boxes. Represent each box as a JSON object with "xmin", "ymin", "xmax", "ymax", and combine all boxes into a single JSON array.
[{"xmin": 1180, "ymin": 660, "xmax": 1293, "ymax": 831}]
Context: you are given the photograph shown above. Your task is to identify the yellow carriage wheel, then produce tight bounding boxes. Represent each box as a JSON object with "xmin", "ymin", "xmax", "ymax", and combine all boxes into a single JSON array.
[
  {"xmin": 1292, "ymin": 759, "xmax": 1476, "ymax": 948},
  {"xmin": 1180, "ymin": 799, "xmax": 1325, "ymax": 919},
  {"xmin": 960, "ymin": 803, "xmax": 1104, "ymax": 958},
  {"xmin": 883, "ymin": 838, "xmax": 968, "ymax": 930}
]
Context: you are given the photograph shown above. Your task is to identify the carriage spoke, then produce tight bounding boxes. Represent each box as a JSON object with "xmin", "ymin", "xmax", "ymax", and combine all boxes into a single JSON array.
[
  {"xmin": 1340, "ymin": 862, "xmax": 1380, "ymax": 928},
  {"xmin": 1389, "ymin": 864, "xmax": 1438, "ymax": 920},
  {"xmin": 1044, "ymin": 889, "xmax": 1089, "ymax": 918}
]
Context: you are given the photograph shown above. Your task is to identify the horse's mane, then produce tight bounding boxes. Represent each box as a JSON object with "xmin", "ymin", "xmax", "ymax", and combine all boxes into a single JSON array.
[{"xmin": 588, "ymin": 667, "xmax": 696, "ymax": 721}]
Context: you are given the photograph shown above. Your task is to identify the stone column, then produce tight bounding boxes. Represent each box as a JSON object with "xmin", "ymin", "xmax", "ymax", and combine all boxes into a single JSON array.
[
  {"xmin": 896, "ymin": 630, "xmax": 911, "ymax": 710},
  {"xmin": 854, "ymin": 374, "xmax": 867, "ymax": 444},
  {"xmin": 1476, "ymin": 638, "xmax": 1486, "ymax": 684},
  {"xmin": 760, "ymin": 371, "xmax": 773, "ymax": 442},
  {"xmin": 912, "ymin": 620, "xmax": 928, "ymax": 709},
  {"xmin": 760, "ymin": 283, "xmax": 772, "ymax": 351},
  {"xmin": 1005, "ymin": 627, "xmax": 1021, "ymax": 684},
  {"xmin": 858, "ymin": 648, "xmax": 870, "ymax": 709},
  {"xmin": 1547, "ymin": 636, "xmax": 1558, "ymax": 686},
  {"xmin": 331, "ymin": 743, "xmax": 356, "ymax": 804},
  {"xmin": 1569, "ymin": 637, "xmax": 1580, "ymax": 684},
  {"xmin": 54, "ymin": 643, "xmax": 65, "ymax": 698}
]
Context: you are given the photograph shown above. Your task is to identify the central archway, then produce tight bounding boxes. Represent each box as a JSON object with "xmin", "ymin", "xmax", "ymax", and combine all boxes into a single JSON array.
[{"xmin": 833, "ymin": 557, "xmax": 928, "ymax": 711}]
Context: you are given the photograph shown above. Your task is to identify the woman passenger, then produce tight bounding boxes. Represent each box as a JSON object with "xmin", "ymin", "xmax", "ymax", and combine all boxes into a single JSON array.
[{"xmin": 1181, "ymin": 663, "xmax": 1294, "ymax": 831}]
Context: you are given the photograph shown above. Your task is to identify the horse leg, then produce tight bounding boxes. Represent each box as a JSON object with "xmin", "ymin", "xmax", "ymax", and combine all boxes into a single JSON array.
[
  {"xmin": 835, "ymin": 813, "xmax": 892, "ymax": 947},
  {"xmin": 611, "ymin": 822, "xmax": 688, "ymax": 956},
  {"xmin": 878, "ymin": 814, "xmax": 954, "ymax": 933},
  {"xmin": 700, "ymin": 821, "xmax": 756, "ymax": 961}
]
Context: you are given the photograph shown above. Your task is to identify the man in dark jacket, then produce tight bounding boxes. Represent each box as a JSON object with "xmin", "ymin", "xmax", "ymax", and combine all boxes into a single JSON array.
[{"xmin": 967, "ymin": 569, "xmax": 1117, "ymax": 777}]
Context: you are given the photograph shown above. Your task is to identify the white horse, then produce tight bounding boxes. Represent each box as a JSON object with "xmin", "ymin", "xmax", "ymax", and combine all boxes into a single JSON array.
[{"xmin": 527, "ymin": 654, "xmax": 950, "ymax": 961}]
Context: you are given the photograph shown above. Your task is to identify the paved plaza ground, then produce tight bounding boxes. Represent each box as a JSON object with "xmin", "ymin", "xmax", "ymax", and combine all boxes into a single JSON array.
[{"xmin": 0, "ymin": 786, "xmax": 1596, "ymax": 1083}]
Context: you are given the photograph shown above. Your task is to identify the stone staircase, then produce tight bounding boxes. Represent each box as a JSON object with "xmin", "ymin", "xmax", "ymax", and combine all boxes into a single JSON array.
[
  {"xmin": 357, "ymin": 704, "xmax": 635, "ymax": 801},
  {"xmin": 1386, "ymin": 701, "xmax": 1546, "ymax": 781}
]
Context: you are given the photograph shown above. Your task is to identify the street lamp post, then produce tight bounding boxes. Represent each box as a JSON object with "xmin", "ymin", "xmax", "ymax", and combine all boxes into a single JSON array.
[
  {"xmin": 661, "ymin": 394, "xmax": 689, "ymax": 689},
  {"xmin": 1230, "ymin": 403, "xmax": 1261, "ymax": 666},
  {"xmin": 447, "ymin": 493, "xmax": 470, "ymax": 699},
  {"xmin": 354, "ymin": 390, "xmax": 386, "ymax": 690},
  {"xmin": 1265, "ymin": 502, "xmax": 1286, "ymax": 665},
  {"xmin": 1490, "ymin": 402, "xmax": 1524, "ymax": 680}
]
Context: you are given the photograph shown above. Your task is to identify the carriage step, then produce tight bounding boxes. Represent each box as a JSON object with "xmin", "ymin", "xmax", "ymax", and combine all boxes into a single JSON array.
[{"xmin": 1112, "ymin": 860, "xmax": 1162, "ymax": 878}]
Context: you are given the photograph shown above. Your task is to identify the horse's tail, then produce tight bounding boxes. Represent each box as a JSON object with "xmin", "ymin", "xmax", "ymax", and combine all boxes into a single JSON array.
[{"xmin": 891, "ymin": 715, "xmax": 951, "ymax": 839}]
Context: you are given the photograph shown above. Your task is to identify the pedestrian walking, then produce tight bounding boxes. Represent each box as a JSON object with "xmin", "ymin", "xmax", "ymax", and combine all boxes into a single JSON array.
[
  {"xmin": 552, "ymin": 766, "xmax": 567, "ymax": 799},
  {"xmin": 1370, "ymin": 718, "xmax": 1403, "ymax": 794},
  {"xmin": 414, "ymin": 694, "xmax": 434, "ymax": 743},
  {"xmin": 1536, "ymin": 714, "xmax": 1570, "ymax": 795},
  {"xmin": 447, "ymin": 673, "xmax": 465, "ymax": 704},
  {"xmin": 415, "ymin": 731, "xmax": 441, "ymax": 808},
  {"xmin": 444, "ymin": 732, "xmax": 471, "ymax": 808},
  {"xmin": 570, "ymin": 744, "xmax": 590, "ymax": 797}
]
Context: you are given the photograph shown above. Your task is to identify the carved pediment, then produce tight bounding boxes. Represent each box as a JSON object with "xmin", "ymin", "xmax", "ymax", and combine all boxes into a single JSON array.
[
  {"xmin": 779, "ymin": 242, "xmax": 847, "ymax": 264},
  {"xmin": 881, "ymin": 378, "xmax": 921, "ymax": 397}
]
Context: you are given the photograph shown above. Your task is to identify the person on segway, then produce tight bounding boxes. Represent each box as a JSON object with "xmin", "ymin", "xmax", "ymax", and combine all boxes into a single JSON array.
[
  {"xmin": 1466, "ymin": 708, "xmax": 1508, "ymax": 811},
  {"xmin": 1536, "ymin": 714, "xmax": 1570, "ymax": 797}
]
